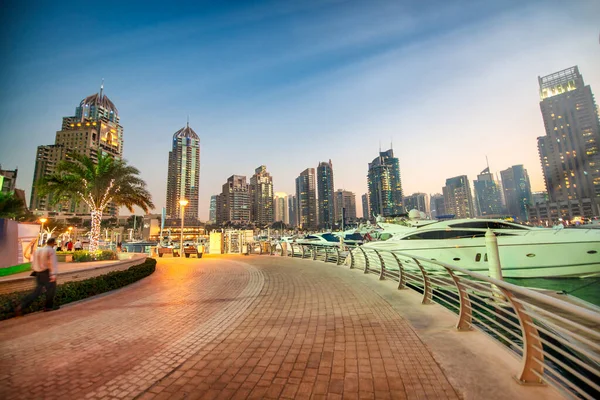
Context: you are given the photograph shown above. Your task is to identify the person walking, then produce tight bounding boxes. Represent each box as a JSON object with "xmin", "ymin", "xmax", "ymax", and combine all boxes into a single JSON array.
[
  {"xmin": 74, "ymin": 239, "xmax": 83, "ymax": 251},
  {"xmin": 16, "ymin": 237, "xmax": 59, "ymax": 315}
]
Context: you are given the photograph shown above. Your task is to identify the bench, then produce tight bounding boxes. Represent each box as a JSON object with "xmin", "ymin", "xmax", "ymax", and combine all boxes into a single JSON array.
[
  {"xmin": 183, "ymin": 247, "xmax": 202, "ymax": 258},
  {"xmin": 157, "ymin": 247, "xmax": 175, "ymax": 257}
]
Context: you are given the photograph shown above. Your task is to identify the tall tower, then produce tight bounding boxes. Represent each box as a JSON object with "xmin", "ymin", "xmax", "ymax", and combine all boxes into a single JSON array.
[
  {"xmin": 166, "ymin": 122, "xmax": 200, "ymax": 222},
  {"xmin": 334, "ymin": 189, "xmax": 357, "ymax": 224},
  {"xmin": 403, "ymin": 193, "xmax": 430, "ymax": 215},
  {"xmin": 219, "ymin": 175, "xmax": 250, "ymax": 224},
  {"xmin": 274, "ymin": 192, "xmax": 289, "ymax": 224},
  {"xmin": 367, "ymin": 149, "xmax": 403, "ymax": 218},
  {"xmin": 537, "ymin": 66, "xmax": 600, "ymax": 215},
  {"xmin": 288, "ymin": 195, "xmax": 297, "ymax": 227},
  {"xmin": 473, "ymin": 166, "xmax": 503, "ymax": 217},
  {"xmin": 430, "ymin": 194, "xmax": 446, "ymax": 219},
  {"xmin": 249, "ymin": 165, "xmax": 274, "ymax": 226},
  {"xmin": 443, "ymin": 175, "xmax": 475, "ymax": 219},
  {"xmin": 295, "ymin": 168, "xmax": 317, "ymax": 230},
  {"xmin": 209, "ymin": 195, "xmax": 218, "ymax": 224},
  {"xmin": 500, "ymin": 165, "xmax": 532, "ymax": 222},
  {"xmin": 30, "ymin": 83, "xmax": 123, "ymax": 214},
  {"xmin": 361, "ymin": 193, "xmax": 370, "ymax": 220},
  {"xmin": 317, "ymin": 160, "xmax": 335, "ymax": 229}
]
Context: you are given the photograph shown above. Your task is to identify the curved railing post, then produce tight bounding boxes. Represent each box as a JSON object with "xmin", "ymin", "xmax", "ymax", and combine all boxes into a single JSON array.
[
  {"xmin": 390, "ymin": 252, "xmax": 406, "ymax": 289},
  {"xmin": 358, "ymin": 247, "xmax": 370, "ymax": 274},
  {"xmin": 373, "ymin": 249, "xmax": 385, "ymax": 280},
  {"xmin": 335, "ymin": 247, "xmax": 342, "ymax": 265},
  {"xmin": 499, "ymin": 288, "xmax": 545, "ymax": 385},
  {"xmin": 290, "ymin": 243, "xmax": 295, "ymax": 257},
  {"xmin": 300, "ymin": 245, "xmax": 306, "ymax": 258},
  {"xmin": 413, "ymin": 258, "xmax": 432, "ymax": 304},
  {"xmin": 443, "ymin": 267, "xmax": 473, "ymax": 331},
  {"xmin": 312, "ymin": 246, "xmax": 318, "ymax": 260},
  {"xmin": 349, "ymin": 248, "xmax": 355, "ymax": 269}
]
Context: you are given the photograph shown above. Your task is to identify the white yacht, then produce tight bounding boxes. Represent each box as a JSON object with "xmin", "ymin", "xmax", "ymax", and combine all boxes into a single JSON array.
[{"xmin": 359, "ymin": 219, "xmax": 600, "ymax": 278}]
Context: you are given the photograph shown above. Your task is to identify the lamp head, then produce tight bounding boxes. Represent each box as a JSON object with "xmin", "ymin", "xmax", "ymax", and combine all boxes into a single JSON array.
[{"xmin": 39, "ymin": 218, "xmax": 48, "ymax": 224}]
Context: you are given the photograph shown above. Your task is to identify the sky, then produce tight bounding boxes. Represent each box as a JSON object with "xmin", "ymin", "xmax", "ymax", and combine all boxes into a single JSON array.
[{"xmin": 1, "ymin": 0, "xmax": 599, "ymax": 220}]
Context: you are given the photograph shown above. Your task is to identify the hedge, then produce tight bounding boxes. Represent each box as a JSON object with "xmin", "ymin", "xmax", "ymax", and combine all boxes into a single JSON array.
[
  {"xmin": 0, "ymin": 258, "xmax": 156, "ymax": 320},
  {"xmin": 55, "ymin": 250, "xmax": 117, "ymax": 262}
]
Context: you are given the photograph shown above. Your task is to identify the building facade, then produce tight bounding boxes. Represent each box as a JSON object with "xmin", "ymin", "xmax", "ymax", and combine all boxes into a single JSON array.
[
  {"xmin": 403, "ymin": 193, "xmax": 430, "ymax": 215},
  {"xmin": 367, "ymin": 149, "xmax": 403, "ymax": 218},
  {"xmin": 166, "ymin": 122, "xmax": 201, "ymax": 222},
  {"xmin": 430, "ymin": 194, "xmax": 446, "ymax": 219},
  {"xmin": 30, "ymin": 84, "xmax": 123, "ymax": 215},
  {"xmin": 295, "ymin": 168, "xmax": 317, "ymax": 230},
  {"xmin": 274, "ymin": 192, "xmax": 289, "ymax": 224},
  {"xmin": 249, "ymin": 165, "xmax": 274, "ymax": 226},
  {"xmin": 442, "ymin": 176, "xmax": 475, "ymax": 218},
  {"xmin": 288, "ymin": 195, "xmax": 297, "ymax": 227},
  {"xmin": 209, "ymin": 195, "xmax": 218, "ymax": 224},
  {"xmin": 528, "ymin": 198, "xmax": 596, "ymax": 225},
  {"xmin": 0, "ymin": 166, "xmax": 18, "ymax": 193},
  {"xmin": 537, "ymin": 66, "xmax": 600, "ymax": 216},
  {"xmin": 473, "ymin": 167, "xmax": 503, "ymax": 217},
  {"xmin": 361, "ymin": 193, "xmax": 370, "ymax": 220},
  {"xmin": 334, "ymin": 189, "xmax": 356, "ymax": 225},
  {"xmin": 500, "ymin": 165, "xmax": 532, "ymax": 222},
  {"xmin": 218, "ymin": 175, "xmax": 250, "ymax": 224},
  {"xmin": 317, "ymin": 160, "xmax": 335, "ymax": 229}
]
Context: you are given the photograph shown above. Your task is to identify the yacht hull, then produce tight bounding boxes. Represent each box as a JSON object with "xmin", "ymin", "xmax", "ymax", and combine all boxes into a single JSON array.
[{"xmin": 361, "ymin": 230, "xmax": 600, "ymax": 278}]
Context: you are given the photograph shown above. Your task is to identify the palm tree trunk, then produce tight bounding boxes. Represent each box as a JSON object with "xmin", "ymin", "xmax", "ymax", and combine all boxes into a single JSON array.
[{"xmin": 90, "ymin": 208, "xmax": 103, "ymax": 252}]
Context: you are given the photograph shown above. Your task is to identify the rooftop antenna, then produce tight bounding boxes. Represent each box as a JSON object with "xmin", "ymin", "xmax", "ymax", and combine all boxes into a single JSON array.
[
  {"xmin": 186, "ymin": 115, "xmax": 189, "ymax": 128},
  {"xmin": 390, "ymin": 137, "xmax": 393, "ymax": 151},
  {"xmin": 486, "ymin": 155, "xmax": 490, "ymax": 171},
  {"xmin": 99, "ymin": 78, "xmax": 104, "ymax": 98}
]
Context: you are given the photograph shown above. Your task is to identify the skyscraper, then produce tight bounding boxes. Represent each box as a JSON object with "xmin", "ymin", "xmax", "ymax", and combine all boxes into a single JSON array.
[
  {"xmin": 334, "ymin": 189, "xmax": 356, "ymax": 224},
  {"xmin": 31, "ymin": 84, "xmax": 123, "ymax": 214},
  {"xmin": 209, "ymin": 195, "xmax": 217, "ymax": 224},
  {"xmin": 473, "ymin": 167, "xmax": 503, "ymax": 217},
  {"xmin": 430, "ymin": 194, "xmax": 446, "ymax": 219},
  {"xmin": 361, "ymin": 193, "xmax": 370, "ymax": 220},
  {"xmin": 367, "ymin": 149, "xmax": 403, "ymax": 218},
  {"xmin": 249, "ymin": 165, "xmax": 274, "ymax": 226},
  {"xmin": 403, "ymin": 193, "xmax": 430, "ymax": 215},
  {"xmin": 317, "ymin": 160, "xmax": 335, "ymax": 229},
  {"xmin": 537, "ymin": 66, "xmax": 600, "ymax": 215},
  {"xmin": 274, "ymin": 192, "xmax": 289, "ymax": 224},
  {"xmin": 166, "ymin": 122, "xmax": 200, "ymax": 222},
  {"xmin": 295, "ymin": 168, "xmax": 317, "ymax": 230},
  {"xmin": 500, "ymin": 165, "xmax": 532, "ymax": 222},
  {"xmin": 288, "ymin": 195, "xmax": 297, "ymax": 227},
  {"xmin": 443, "ymin": 175, "xmax": 475, "ymax": 218},
  {"xmin": 218, "ymin": 175, "xmax": 250, "ymax": 224}
]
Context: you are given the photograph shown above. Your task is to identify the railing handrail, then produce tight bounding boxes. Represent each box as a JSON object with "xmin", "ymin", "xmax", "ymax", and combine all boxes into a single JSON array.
[{"xmin": 383, "ymin": 249, "xmax": 600, "ymax": 324}]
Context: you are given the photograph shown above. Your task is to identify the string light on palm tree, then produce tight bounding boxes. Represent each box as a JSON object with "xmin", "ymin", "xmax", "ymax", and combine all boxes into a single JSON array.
[
  {"xmin": 179, "ymin": 199, "xmax": 188, "ymax": 256},
  {"xmin": 39, "ymin": 217, "xmax": 47, "ymax": 245}
]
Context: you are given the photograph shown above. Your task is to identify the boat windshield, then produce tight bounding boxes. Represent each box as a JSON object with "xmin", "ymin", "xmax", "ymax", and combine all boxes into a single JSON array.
[
  {"xmin": 321, "ymin": 233, "xmax": 340, "ymax": 243},
  {"xmin": 447, "ymin": 221, "xmax": 529, "ymax": 230},
  {"xmin": 401, "ymin": 229, "xmax": 517, "ymax": 240}
]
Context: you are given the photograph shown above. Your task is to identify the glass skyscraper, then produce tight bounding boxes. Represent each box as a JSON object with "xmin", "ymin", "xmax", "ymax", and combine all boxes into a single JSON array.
[
  {"xmin": 367, "ymin": 149, "xmax": 403, "ymax": 218},
  {"xmin": 317, "ymin": 160, "xmax": 335, "ymax": 229},
  {"xmin": 473, "ymin": 167, "xmax": 503, "ymax": 217},
  {"xmin": 250, "ymin": 165, "xmax": 274, "ymax": 226},
  {"xmin": 295, "ymin": 168, "xmax": 317, "ymax": 230},
  {"xmin": 537, "ymin": 66, "xmax": 600, "ymax": 215},
  {"xmin": 166, "ymin": 122, "xmax": 200, "ymax": 222},
  {"xmin": 442, "ymin": 175, "xmax": 475, "ymax": 219},
  {"xmin": 500, "ymin": 165, "xmax": 532, "ymax": 222}
]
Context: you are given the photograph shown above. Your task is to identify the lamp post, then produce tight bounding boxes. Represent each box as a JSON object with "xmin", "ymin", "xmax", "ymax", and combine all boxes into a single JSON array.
[
  {"xmin": 39, "ymin": 217, "xmax": 47, "ymax": 245},
  {"xmin": 68, "ymin": 226, "xmax": 73, "ymax": 241},
  {"xmin": 179, "ymin": 199, "xmax": 188, "ymax": 256}
]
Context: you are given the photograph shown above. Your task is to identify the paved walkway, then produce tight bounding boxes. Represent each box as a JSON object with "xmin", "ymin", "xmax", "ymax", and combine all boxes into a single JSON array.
[{"xmin": 0, "ymin": 256, "xmax": 561, "ymax": 400}]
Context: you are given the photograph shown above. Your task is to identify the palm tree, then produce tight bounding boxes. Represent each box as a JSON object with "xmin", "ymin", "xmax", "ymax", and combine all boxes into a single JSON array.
[
  {"xmin": 36, "ymin": 152, "xmax": 154, "ymax": 252},
  {"xmin": 0, "ymin": 191, "xmax": 27, "ymax": 219}
]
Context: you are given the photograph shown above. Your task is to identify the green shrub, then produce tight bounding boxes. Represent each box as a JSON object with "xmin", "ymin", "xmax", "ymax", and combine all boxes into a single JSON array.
[
  {"xmin": 55, "ymin": 250, "xmax": 117, "ymax": 262},
  {"xmin": 0, "ymin": 258, "xmax": 156, "ymax": 320}
]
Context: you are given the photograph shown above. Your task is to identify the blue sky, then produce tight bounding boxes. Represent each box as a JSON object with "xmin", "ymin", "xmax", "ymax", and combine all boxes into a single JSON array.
[{"xmin": 1, "ymin": 0, "xmax": 599, "ymax": 219}]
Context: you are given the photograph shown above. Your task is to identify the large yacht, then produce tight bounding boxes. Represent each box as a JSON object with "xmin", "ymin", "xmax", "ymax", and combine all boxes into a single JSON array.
[{"xmin": 359, "ymin": 219, "xmax": 600, "ymax": 278}]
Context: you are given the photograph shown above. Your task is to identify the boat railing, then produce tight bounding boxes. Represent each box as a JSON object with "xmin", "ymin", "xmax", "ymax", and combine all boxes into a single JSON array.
[{"xmin": 264, "ymin": 242, "xmax": 600, "ymax": 399}]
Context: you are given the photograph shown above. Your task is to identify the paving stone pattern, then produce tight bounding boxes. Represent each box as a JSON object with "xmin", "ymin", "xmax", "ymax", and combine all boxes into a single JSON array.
[{"xmin": 0, "ymin": 256, "xmax": 459, "ymax": 399}]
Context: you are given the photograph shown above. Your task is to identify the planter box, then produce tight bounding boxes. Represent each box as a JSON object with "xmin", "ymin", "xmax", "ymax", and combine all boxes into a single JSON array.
[{"xmin": 56, "ymin": 254, "xmax": 73, "ymax": 263}]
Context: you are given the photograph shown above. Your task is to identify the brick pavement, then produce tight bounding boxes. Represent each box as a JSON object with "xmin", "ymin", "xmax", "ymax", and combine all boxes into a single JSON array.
[{"xmin": 0, "ymin": 255, "xmax": 460, "ymax": 399}]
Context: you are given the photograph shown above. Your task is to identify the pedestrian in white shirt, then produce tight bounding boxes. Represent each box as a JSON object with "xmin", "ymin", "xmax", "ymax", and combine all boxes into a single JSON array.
[{"xmin": 16, "ymin": 237, "xmax": 59, "ymax": 315}]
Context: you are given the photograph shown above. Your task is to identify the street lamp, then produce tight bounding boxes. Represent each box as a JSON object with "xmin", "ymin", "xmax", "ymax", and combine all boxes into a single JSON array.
[
  {"xmin": 39, "ymin": 218, "xmax": 47, "ymax": 245},
  {"xmin": 179, "ymin": 199, "xmax": 188, "ymax": 256},
  {"xmin": 68, "ymin": 226, "xmax": 73, "ymax": 241}
]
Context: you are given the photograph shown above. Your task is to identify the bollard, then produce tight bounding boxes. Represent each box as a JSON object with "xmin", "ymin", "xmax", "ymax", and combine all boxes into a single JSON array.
[{"xmin": 485, "ymin": 229, "xmax": 505, "ymax": 300}]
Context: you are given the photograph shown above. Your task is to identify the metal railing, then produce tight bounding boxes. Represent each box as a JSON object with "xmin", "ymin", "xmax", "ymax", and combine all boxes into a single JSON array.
[{"xmin": 256, "ymin": 242, "xmax": 600, "ymax": 399}]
